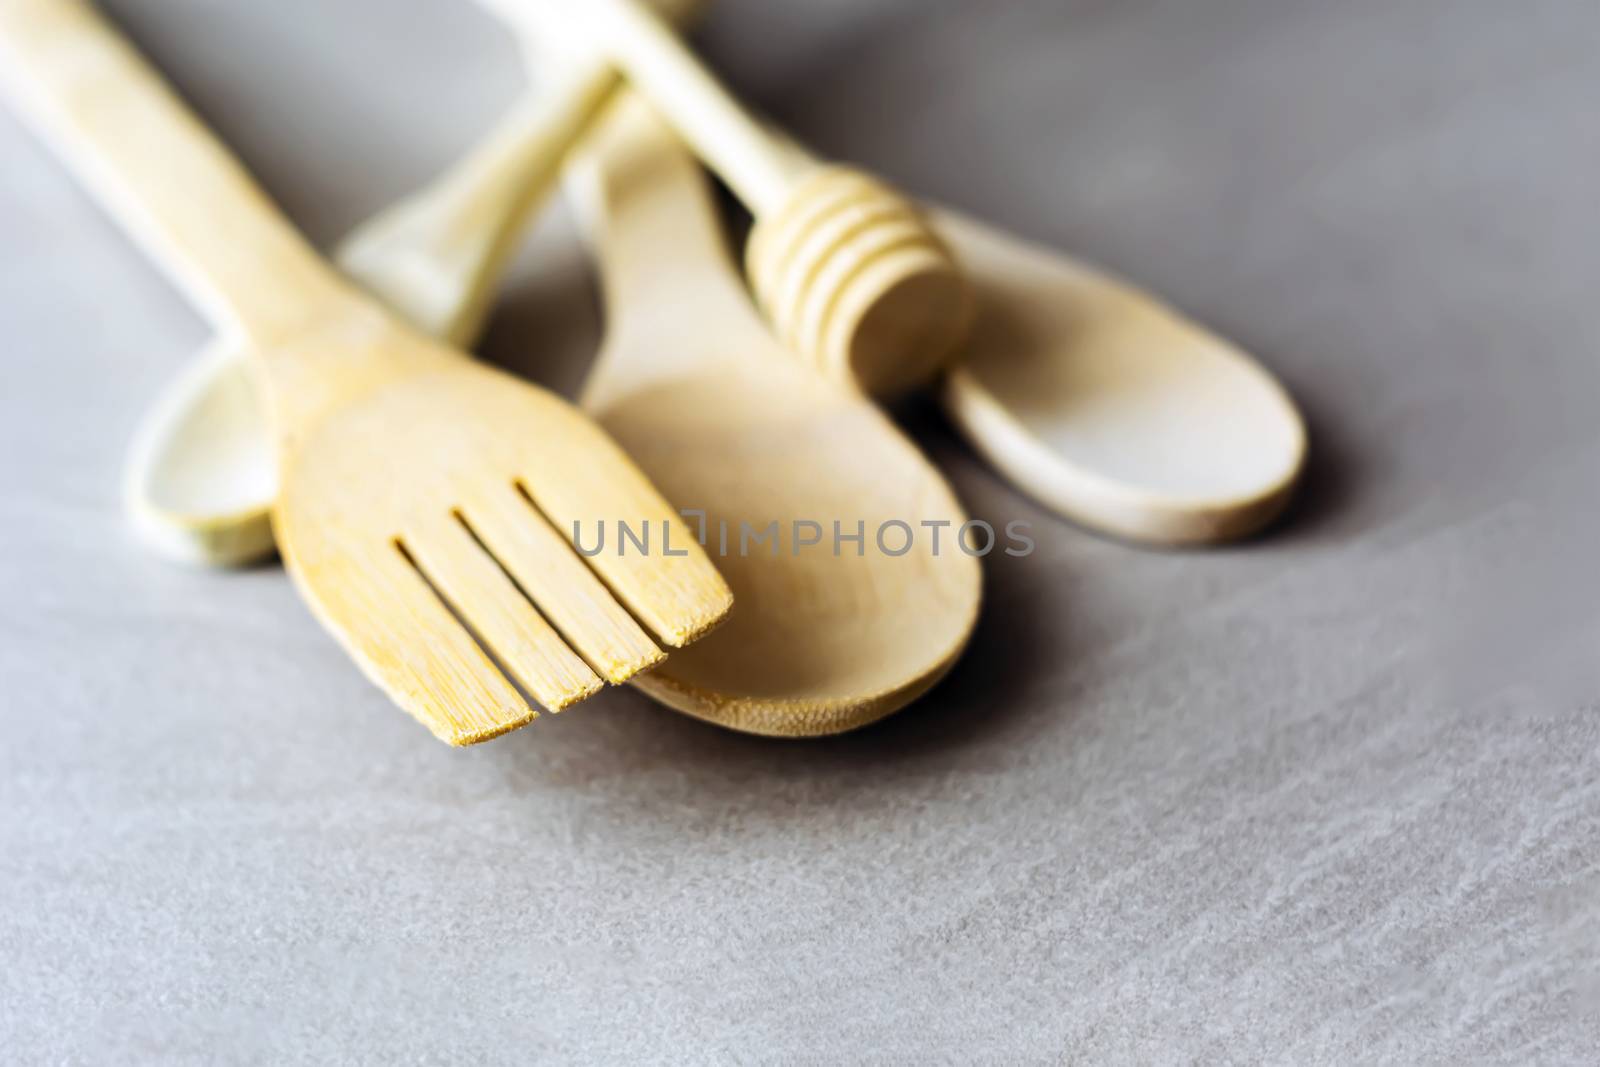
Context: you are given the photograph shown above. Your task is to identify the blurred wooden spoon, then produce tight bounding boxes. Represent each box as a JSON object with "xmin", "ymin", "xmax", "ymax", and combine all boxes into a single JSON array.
[{"xmin": 936, "ymin": 211, "xmax": 1306, "ymax": 544}]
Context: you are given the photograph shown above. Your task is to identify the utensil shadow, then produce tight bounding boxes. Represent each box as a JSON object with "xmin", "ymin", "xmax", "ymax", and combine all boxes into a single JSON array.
[
  {"xmin": 483, "ymin": 537, "xmax": 1064, "ymax": 816},
  {"xmin": 1255, "ymin": 385, "xmax": 1362, "ymax": 548}
]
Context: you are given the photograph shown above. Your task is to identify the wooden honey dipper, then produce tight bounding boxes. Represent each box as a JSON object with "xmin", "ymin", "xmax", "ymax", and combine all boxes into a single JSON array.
[{"xmin": 515, "ymin": 0, "xmax": 974, "ymax": 396}]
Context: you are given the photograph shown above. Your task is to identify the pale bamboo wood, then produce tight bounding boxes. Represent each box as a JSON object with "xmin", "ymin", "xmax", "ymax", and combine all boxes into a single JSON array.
[
  {"xmin": 532, "ymin": 0, "xmax": 973, "ymax": 396},
  {"xmin": 0, "ymin": 0, "xmax": 731, "ymax": 743},
  {"xmin": 567, "ymin": 95, "xmax": 981, "ymax": 735},
  {"xmin": 937, "ymin": 211, "xmax": 1307, "ymax": 543},
  {"xmin": 0, "ymin": 5, "xmax": 338, "ymax": 345}
]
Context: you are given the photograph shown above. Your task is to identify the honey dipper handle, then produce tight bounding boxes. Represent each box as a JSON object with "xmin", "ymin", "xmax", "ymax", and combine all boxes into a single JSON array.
[
  {"xmin": 0, "ymin": 0, "xmax": 344, "ymax": 342},
  {"xmin": 550, "ymin": 0, "xmax": 815, "ymax": 217}
]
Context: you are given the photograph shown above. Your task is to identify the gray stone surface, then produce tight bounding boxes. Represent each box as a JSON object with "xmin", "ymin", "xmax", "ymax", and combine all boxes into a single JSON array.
[{"xmin": 2, "ymin": 0, "xmax": 1597, "ymax": 1062}]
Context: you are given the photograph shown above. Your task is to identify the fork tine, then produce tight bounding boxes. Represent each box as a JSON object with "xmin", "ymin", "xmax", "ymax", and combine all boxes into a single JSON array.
[
  {"xmin": 460, "ymin": 484, "xmax": 664, "ymax": 684},
  {"xmin": 303, "ymin": 544, "xmax": 539, "ymax": 745},
  {"xmin": 515, "ymin": 477, "xmax": 733, "ymax": 649},
  {"xmin": 400, "ymin": 513, "xmax": 604, "ymax": 713}
]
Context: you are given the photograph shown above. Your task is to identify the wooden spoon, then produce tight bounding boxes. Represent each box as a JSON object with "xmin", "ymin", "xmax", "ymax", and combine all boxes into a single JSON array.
[
  {"xmin": 0, "ymin": 0, "xmax": 731, "ymax": 744},
  {"xmin": 936, "ymin": 211, "xmax": 1307, "ymax": 544},
  {"xmin": 519, "ymin": 0, "xmax": 973, "ymax": 397},
  {"xmin": 566, "ymin": 94, "xmax": 981, "ymax": 735}
]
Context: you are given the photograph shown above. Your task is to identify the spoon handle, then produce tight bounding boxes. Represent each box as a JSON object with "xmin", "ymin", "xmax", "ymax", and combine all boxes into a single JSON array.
[
  {"xmin": 561, "ymin": 89, "xmax": 751, "ymax": 404},
  {"xmin": 0, "ymin": 0, "xmax": 343, "ymax": 343},
  {"xmin": 336, "ymin": 81, "xmax": 613, "ymax": 351},
  {"xmin": 334, "ymin": 0, "xmax": 706, "ymax": 351}
]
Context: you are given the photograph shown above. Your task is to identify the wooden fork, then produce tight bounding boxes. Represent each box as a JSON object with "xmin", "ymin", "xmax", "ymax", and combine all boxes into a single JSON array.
[{"xmin": 0, "ymin": 0, "xmax": 732, "ymax": 744}]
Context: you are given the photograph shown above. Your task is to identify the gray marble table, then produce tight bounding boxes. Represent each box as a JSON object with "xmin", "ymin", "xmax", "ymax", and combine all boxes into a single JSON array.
[{"xmin": 2, "ymin": 0, "xmax": 1596, "ymax": 1061}]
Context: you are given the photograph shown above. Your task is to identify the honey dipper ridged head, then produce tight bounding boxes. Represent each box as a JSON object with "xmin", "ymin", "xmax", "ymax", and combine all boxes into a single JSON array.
[{"xmin": 746, "ymin": 167, "xmax": 972, "ymax": 397}]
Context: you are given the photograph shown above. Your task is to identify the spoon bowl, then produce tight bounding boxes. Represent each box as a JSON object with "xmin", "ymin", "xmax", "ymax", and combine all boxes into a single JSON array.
[
  {"xmin": 937, "ymin": 211, "xmax": 1306, "ymax": 543},
  {"xmin": 569, "ymin": 96, "xmax": 982, "ymax": 734},
  {"xmin": 125, "ymin": 336, "xmax": 277, "ymax": 565}
]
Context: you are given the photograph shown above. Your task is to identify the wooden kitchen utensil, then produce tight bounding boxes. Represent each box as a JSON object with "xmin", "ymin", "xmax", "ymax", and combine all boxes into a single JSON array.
[
  {"xmin": 0, "ymin": 0, "xmax": 731, "ymax": 744},
  {"xmin": 937, "ymin": 213, "xmax": 1307, "ymax": 544},
  {"xmin": 508, "ymin": 0, "xmax": 972, "ymax": 397}
]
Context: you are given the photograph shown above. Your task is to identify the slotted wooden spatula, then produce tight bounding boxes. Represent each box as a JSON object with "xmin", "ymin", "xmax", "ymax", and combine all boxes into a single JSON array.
[{"xmin": 0, "ymin": 0, "xmax": 731, "ymax": 744}]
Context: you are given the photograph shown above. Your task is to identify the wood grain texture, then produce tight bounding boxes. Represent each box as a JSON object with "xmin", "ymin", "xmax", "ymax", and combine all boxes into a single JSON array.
[
  {"xmin": 0, "ymin": 0, "xmax": 1595, "ymax": 1060},
  {"xmin": 0, "ymin": 0, "xmax": 730, "ymax": 743}
]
